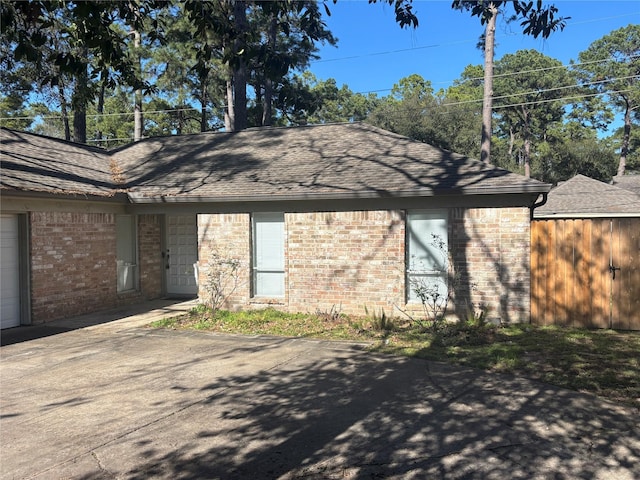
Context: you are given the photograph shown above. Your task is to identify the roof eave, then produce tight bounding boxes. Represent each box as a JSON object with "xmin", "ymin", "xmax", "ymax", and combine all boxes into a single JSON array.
[
  {"xmin": 0, "ymin": 188, "xmax": 129, "ymax": 203},
  {"xmin": 127, "ymin": 183, "xmax": 551, "ymax": 204},
  {"xmin": 534, "ymin": 212, "xmax": 640, "ymax": 219}
]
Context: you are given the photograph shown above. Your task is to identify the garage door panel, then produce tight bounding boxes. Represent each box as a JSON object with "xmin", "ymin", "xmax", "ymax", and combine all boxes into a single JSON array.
[{"xmin": 1, "ymin": 215, "xmax": 21, "ymax": 329}]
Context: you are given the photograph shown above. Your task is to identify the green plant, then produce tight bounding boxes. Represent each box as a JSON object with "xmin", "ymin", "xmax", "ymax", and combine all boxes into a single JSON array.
[
  {"xmin": 202, "ymin": 248, "xmax": 242, "ymax": 315},
  {"xmin": 465, "ymin": 303, "xmax": 488, "ymax": 327},
  {"xmin": 315, "ymin": 304, "xmax": 342, "ymax": 322},
  {"xmin": 364, "ymin": 305, "xmax": 395, "ymax": 331}
]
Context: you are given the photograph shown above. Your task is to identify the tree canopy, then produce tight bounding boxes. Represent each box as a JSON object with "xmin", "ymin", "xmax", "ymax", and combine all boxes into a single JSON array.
[{"xmin": 1, "ymin": 0, "xmax": 636, "ymax": 185}]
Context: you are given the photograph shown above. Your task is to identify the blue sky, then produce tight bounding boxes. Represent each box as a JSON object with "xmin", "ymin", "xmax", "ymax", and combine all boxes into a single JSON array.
[{"xmin": 308, "ymin": 1, "xmax": 640, "ymax": 95}]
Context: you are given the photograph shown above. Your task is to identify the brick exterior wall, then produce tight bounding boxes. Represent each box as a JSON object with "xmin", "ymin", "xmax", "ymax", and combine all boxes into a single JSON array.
[
  {"xmin": 195, "ymin": 207, "xmax": 532, "ymax": 323},
  {"xmin": 286, "ymin": 211, "xmax": 405, "ymax": 315},
  {"xmin": 137, "ymin": 214, "xmax": 163, "ymax": 300},
  {"xmin": 197, "ymin": 213, "xmax": 252, "ymax": 309},
  {"xmin": 29, "ymin": 212, "xmax": 163, "ymax": 323},
  {"xmin": 30, "ymin": 212, "xmax": 117, "ymax": 322},
  {"xmin": 450, "ymin": 207, "xmax": 531, "ymax": 323}
]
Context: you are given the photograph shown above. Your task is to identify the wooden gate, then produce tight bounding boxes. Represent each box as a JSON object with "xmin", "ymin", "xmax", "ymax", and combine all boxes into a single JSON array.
[{"xmin": 531, "ymin": 218, "xmax": 640, "ymax": 330}]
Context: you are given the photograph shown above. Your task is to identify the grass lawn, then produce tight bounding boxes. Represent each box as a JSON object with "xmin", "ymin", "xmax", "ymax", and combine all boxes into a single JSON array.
[{"xmin": 150, "ymin": 306, "xmax": 640, "ymax": 410}]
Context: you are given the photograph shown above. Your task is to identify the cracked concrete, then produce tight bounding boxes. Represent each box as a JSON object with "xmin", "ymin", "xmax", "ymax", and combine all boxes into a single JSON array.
[{"xmin": 1, "ymin": 300, "xmax": 638, "ymax": 479}]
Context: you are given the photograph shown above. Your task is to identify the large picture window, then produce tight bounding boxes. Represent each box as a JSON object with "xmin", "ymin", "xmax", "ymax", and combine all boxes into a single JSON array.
[
  {"xmin": 252, "ymin": 212, "xmax": 285, "ymax": 297},
  {"xmin": 406, "ymin": 210, "xmax": 448, "ymax": 303},
  {"xmin": 116, "ymin": 215, "xmax": 138, "ymax": 293}
]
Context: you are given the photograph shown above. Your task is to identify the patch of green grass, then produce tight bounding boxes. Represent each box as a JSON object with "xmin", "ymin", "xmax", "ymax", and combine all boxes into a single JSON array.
[{"xmin": 150, "ymin": 306, "xmax": 640, "ymax": 409}]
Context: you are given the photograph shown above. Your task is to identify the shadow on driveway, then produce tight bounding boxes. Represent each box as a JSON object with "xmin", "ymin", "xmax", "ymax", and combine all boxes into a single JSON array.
[
  {"xmin": 0, "ymin": 298, "xmax": 196, "ymax": 346},
  {"xmin": 1, "ymin": 324, "xmax": 638, "ymax": 479}
]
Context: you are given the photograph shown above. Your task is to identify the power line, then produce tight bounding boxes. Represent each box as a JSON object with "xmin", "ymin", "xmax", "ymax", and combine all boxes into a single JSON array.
[
  {"xmin": 353, "ymin": 54, "xmax": 640, "ymax": 95},
  {"xmin": 491, "ymin": 88, "xmax": 633, "ymax": 111},
  {"xmin": 439, "ymin": 75, "xmax": 639, "ymax": 109},
  {"xmin": 3, "ymin": 69, "xmax": 635, "ymax": 123}
]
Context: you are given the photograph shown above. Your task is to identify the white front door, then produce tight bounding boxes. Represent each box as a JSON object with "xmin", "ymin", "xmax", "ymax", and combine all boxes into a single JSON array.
[
  {"xmin": 166, "ymin": 215, "xmax": 198, "ymax": 296},
  {"xmin": 1, "ymin": 215, "xmax": 21, "ymax": 329}
]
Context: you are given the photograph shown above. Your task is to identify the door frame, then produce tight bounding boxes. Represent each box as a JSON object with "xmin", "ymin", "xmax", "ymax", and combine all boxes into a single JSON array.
[{"xmin": 162, "ymin": 214, "xmax": 199, "ymax": 297}]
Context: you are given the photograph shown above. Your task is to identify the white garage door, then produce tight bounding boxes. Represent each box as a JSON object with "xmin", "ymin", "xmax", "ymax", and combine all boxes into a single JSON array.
[{"xmin": 1, "ymin": 214, "xmax": 21, "ymax": 329}]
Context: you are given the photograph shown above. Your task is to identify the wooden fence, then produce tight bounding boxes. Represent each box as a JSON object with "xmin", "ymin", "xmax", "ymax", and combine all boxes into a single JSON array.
[{"xmin": 531, "ymin": 218, "xmax": 640, "ymax": 330}]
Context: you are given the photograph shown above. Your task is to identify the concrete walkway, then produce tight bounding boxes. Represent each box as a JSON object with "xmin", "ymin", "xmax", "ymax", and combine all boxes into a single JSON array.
[{"xmin": 1, "ymin": 301, "xmax": 639, "ymax": 479}]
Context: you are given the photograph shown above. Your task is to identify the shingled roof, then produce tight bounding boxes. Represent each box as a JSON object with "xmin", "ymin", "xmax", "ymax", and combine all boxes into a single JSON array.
[
  {"xmin": 0, "ymin": 127, "xmax": 116, "ymax": 197},
  {"xmin": 612, "ymin": 174, "xmax": 640, "ymax": 195},
  {"xmin": 113, "ymin": 122, "xmax": 549, "ymax": 203},
  {"xmin": 3, "ymin": 123, "xmax": 550, "ymax": 203},
  {"xmin": 533, "ymin": 174, "xmax": 640, "ymax": 218}
]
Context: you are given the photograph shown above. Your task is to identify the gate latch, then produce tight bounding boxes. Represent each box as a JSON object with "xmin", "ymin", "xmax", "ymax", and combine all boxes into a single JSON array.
[{"xmin": 609, "ymin": 264, "xmax": 621, "ymax": 280}]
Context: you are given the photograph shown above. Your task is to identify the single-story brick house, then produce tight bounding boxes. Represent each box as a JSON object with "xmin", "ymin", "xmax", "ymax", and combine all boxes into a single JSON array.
[{"xmin": 1, "ymin": 123, "xmax": 550, "ymax": 329}]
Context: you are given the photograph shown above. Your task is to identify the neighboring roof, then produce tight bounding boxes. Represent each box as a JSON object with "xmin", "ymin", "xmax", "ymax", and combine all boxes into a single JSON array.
[
  {"xmin": 2, "ymin": 123, "xmax": 551, "ymax": 205},
  {"xmin": 0, "ymin": 127, "xmax": 117, "ymax": 197},
  {"xmin": 112, "ymin": 122, "xmax": 550, "ymax": 203},
  {"xmin": 534, "ymin": 174, "xmax": 640, "ymax": 218},
  {"xmin": 612, "ymin": 174, "xmax": 640, "ymax": 195}
]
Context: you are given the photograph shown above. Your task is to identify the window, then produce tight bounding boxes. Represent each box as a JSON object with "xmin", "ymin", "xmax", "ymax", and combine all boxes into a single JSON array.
[
  {"xmin": 116, "ymin": 215, "xmax": 138, "ymax": 292},
  {"xmin": 406, "ymin": 211, "xmax": 448, "ymax": 303},
  {"xmin": 252, "ymin": 212, "xmax": 285, "ymax": 297}
]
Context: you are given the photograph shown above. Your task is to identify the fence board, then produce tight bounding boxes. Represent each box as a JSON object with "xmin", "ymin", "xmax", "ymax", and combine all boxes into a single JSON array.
[
  {"xmin": 531, "ymin": 217, "xmax": 640, "ymax": 330},
  {"xmin": 591, "ymin": 220, "xmax": 610, "ymax": 329}
]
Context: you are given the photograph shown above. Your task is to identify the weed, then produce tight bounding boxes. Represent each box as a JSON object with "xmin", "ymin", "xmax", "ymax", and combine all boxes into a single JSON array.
[
  {"xmin": 315, "ymin": 304, "xmax": 342, "ymax": 322},
  {"xmin": 364, "ymin": 305, "xmax": 395, "ymax": 331},
  {"xmin": 201, "ymin": 248, "xmax": 243, "ymax": 315}
]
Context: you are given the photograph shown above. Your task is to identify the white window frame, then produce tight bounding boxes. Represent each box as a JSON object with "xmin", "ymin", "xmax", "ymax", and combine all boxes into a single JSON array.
[
  {"xmin": 406, "ymin": 210, "xmax": 448, "ymax": 303},
  {"xmin": 116, "ymin": 214, "xmax": 139, "ymax": 293},
  {"xmin": 251, "ymin": 212, "xmax": 285, "ymax": 298}
]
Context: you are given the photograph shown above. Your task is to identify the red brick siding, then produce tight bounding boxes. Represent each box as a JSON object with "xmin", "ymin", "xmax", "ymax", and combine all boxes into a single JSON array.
[
  {"xmin": 197, "ymin": 214, "xmax": 251, "ymax": 309},
  {"xmin": 450, "ymin": 207, "xmax": 530, "ymax": 323},
  {"xmin": 30, "ymin": 212, "xmax": 117, "ymax": 322},
  {"xmin": 137, "ymin": 214, "xmax": 162, "ymax": 299},
  {"xmin": 29, "ymin": 212, "xmax": 163, "ymax": 323},
  {"xmin": 196, "ymin": 207, "xmax": 531, "ymax": 322},
  {"xmin": 286, "ymin": 211, "xmax": 405, "ymax": 315}
]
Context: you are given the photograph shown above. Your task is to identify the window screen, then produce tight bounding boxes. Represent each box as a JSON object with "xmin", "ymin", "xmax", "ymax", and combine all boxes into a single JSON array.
[
  {"xmin": 406, "ymin": 211, "xmax": 448, "ymax": 303},
  {"xmin": 116, "ymin": 215, "xmax": 138, "ymax": 292},
  {"xmin": 252, "ymin": 212, "xmax": 285, "ymax": 297}
]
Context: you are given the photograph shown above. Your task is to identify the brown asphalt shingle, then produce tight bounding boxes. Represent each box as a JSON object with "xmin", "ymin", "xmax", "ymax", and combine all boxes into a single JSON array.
[
  {"xmin": 113, "ymin": 122, "xmax": 549, "ymax": 201},
  {"xmin": 534, "ymin": 174, "xmax": 640, "ymax": 217},
  {"xmin": 612, "ymin": 174, "xmax": 640, "ymax": 195},
  {"xmin": 1, "ymin": 128, "xmax": 116, "ymax": 197},
  {"xmin": 2, "ymin": 123, "xmax": 550, "ymax": 202}
]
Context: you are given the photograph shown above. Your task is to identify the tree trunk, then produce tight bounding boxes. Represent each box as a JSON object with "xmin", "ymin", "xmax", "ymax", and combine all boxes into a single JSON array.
[
  {"xmin": 133, "ymin": 30, "xmax": 143, "ymax": 141},
  {"xmin": 262, "ymin": 14, "xmax": 277, "ymax": 127},
  {"xmin": 618, "ymin": 99, "xmax": 630, "ymax": 176},
  {"xmin": 522, "ymin": 107, "xmax": 531, "ymax": 178},
  {"xmin": 96, "ymin": 73, "xmax": 106, "ymax": 144},
  {"xmin": 508, "ymin": 126, "xmax": 515, "ymax": 158},
  {"xmin": 72, "ymin": 100, "xmax": 86, "ymax": 144},
  {"xmin": 201, "ymin": 82, "xmax": 208, "ymax": 132},
  {"xmin": 232, "ymin": 0, "xmax": 248, "ymax": 131},
  {"xmin": 72, "ymin": 47, "xmax": 88, "ymax": 144},
  {"xmin": 225, "ymin": 78, "xmax": 235, "ymax": 131},
  {"xmin": 480, "ymin": 3, "xmax": 497, "ymax": 165},
  {"xmin": 58, "ymin": 81, "xmax": 71, "ymax": 142}
]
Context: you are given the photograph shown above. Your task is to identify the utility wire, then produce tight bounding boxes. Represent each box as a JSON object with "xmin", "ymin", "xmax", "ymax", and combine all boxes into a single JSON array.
[
  {"xmin": 3, "ymin": 71, "xmax": 636, "ymax": 122},
  {"xmin": 354, "ymin": 54, "xmax": 640, "ymax": 95},
  {"xmin": 439, "ymin": 75, "xmax": 639, "ymax": 108}
]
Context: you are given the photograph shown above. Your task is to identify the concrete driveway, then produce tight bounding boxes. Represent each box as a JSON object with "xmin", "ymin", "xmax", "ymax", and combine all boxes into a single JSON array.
[{"xmin": 1, "ymin": 301, "xmax": 638, "ymax": 479}]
